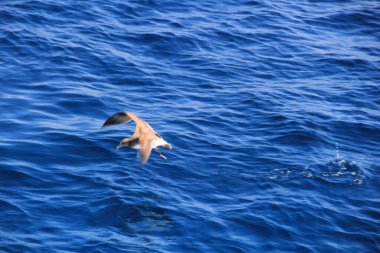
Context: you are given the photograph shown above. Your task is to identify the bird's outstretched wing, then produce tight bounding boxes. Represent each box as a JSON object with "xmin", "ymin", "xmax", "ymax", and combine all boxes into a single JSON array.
[
  {"xmin": 102, "ymin": 112, "xmax": 132, "ymax": 127},
  {"xmin": 102, "ymin": 112, "xmax": 146, "ymax": 138},
  {"xmin": 102, "ymin": 112, "xmax": 147, "ymax": 127},
  {"xmin": 102, "ymin": 112, "xmax": 156, "ymax": 138},
  {"xmin": 138, "ymin": 140, "xmax": 153, "ymax": 164}
]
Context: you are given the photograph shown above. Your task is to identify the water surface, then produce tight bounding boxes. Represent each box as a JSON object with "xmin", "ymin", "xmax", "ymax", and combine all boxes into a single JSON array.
[{"xmin": 0, "ymin": 0, "xmax": 379, "ymax": 252}]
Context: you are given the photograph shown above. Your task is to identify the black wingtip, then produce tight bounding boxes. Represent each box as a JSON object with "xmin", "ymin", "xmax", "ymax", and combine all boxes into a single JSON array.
[{"xmin": 102, "ymin": 112, "xmax": 131, "ymax": 128}]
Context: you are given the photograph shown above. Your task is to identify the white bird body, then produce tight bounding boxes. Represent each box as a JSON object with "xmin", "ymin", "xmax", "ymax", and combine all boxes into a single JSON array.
[{"xmin": 152, "ymin": 138, "xmax": 169, "ymax": 149}]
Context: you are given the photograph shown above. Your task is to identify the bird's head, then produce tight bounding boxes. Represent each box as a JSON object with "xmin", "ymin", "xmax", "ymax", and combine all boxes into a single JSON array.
[{"xmin": 163, "ymin": 143, "xmax": 172, "ymax": 150}]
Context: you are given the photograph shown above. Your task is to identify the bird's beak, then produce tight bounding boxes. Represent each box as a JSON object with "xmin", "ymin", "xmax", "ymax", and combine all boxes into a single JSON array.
[{"xmin": 115, "ymin": 144, "xmax": 122, "ymax": 150}]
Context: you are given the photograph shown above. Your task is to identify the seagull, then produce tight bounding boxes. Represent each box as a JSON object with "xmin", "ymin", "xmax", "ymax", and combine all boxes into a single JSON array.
[{"xmin": 102, "ymin": 112, "xmax": 172, "ymax": 164}]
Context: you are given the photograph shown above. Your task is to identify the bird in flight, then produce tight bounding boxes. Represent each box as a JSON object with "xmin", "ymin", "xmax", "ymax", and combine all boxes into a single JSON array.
[{"xmin": 102, "ymin": 112, "xmax": 172, "ymax": 164}]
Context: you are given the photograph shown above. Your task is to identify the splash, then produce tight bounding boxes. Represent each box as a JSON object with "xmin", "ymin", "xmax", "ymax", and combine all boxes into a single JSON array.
[
  {"xmin": 269, "ymin": 146, "xmax": 365, "ymax": 185},
  {"xmin": 318, "ymin": 158, "xmax": 364, "ymax": 185},
  {"xmin": 335, "ymin": 143, "xmax": 341, "ymax": 160}
]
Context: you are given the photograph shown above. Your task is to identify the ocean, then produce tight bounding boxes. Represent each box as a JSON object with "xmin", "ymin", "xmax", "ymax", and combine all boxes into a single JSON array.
[{"xmin": 0, "ymin": 0, "xmax": 379, "ymax": 252}]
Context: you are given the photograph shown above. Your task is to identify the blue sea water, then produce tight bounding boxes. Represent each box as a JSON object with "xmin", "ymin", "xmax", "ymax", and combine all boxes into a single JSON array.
[{"xmin": 0, "ymin": 0, "xmax": 379, "ymax": 252}]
